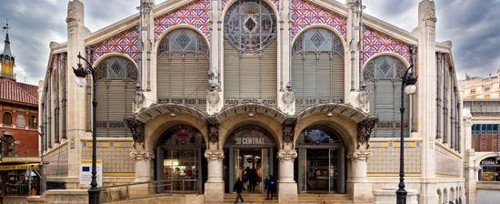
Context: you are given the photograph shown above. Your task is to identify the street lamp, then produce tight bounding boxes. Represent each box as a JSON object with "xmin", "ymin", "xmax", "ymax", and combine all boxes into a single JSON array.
[
  {"xmin": 396, "ymin": 60, "xmax": 417, "ymax": 204},
  {"xmin": 72, "ymin": 52, "xmax": 99, "ymax": 204}
]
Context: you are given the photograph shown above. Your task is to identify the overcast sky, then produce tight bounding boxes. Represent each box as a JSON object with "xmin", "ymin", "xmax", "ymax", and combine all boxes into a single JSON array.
[{"xmin": 0, "ymin": 0, "xmax": 499, "ymax": 84}]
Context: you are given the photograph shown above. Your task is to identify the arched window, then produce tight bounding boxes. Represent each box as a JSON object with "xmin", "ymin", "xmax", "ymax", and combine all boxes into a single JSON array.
[
  {"xmin": 291, "ymin": 28, "xmax": 345, "ymax": 111},
  {"xmin": 224, "ymin": 0, "xmax": 278, "ymax": 103},
  {"xmin": 157, "ymin": 28, "xmax": 209, "ymax": 110},
  {"xmin": 363, "ymin": 55, "xmax": 408, "ymax": 137},
  {"xmin": 2, "ymin": 112, "xmax": 12, "ymax": 126},
  {"xmin": 94, "ymin": 56, "xmax": 137, "ymax": 137}
]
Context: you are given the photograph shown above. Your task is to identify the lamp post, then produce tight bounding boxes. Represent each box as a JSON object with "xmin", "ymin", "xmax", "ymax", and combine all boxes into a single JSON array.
[
  {"xmin": 72, "ymin": 52, "xmax": 99, "ymax": 204},
  {"xmin": 396, "ymin": 61, "xmax": 417, "ymax": 204}
]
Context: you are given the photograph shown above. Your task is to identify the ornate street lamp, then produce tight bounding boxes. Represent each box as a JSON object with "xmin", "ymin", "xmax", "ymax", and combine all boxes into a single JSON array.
[
  {"xmin": 396, "ymin": 51, "xmax": 417, "ymax": 204},
  {"xmin": 72, "ymin": 52, "xmax": 99, "ymax": 204}
]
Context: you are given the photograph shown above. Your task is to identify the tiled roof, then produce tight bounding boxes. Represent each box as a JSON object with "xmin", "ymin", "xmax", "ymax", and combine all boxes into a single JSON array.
[{"xmin": 0, "ymin": 77, "xmax": 38, "ymax": 107}]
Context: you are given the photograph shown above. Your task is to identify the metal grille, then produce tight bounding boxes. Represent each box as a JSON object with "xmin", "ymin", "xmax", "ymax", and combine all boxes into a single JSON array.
[
  {"xmin": 291, "ymin": 28, "xmax": 344, "ymax": 111},
  {"xmin": 363, "ymin": 56, "xmax": 408, "ymax": 138},
  {"xmin": 95, "ymin": 57, "xmax": 137, "ymax": 137},
  {"xmin": 157, "ymin": 28, "xmax": 209, "ymax": 111}
]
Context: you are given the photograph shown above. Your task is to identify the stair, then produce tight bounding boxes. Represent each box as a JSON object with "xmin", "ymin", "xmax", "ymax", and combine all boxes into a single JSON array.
[
  {"xmin": 223, "ymin": 193, "xmax": 356, "ymax": 204},
  {"xmin": 224, "ymin": 193, "xmax": 278, "ymax": 204}
]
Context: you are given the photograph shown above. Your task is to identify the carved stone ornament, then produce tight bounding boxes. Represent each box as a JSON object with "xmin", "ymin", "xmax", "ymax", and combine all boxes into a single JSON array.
[
  {"xmin": 130, "ymin": 150, "xmax": 154, "ymax": 161},
  {"xmin": 282, "ymin": 85, "xmax": 295, "ymax": 105},
  {"xmin": 348, "ymin": 150, "xmax": 371, "ymax": 162},
  {"xmin": 357, "ymin": 116, "xmax": 379, "ymax": 149},
  {"xmin": 204, "ymin": 150, "xmax": 224, "ymax": 161},
  {"xmin": 277, "ymin": 149, "xmax": 298, "ymax": 161},
  {"xmin": 206, "ymin": 116, "xmax": 220, "ymax": 143},
  {"xmin": 124, "ymin": 114, "xmax": 145, "ymax": 144},
  {"xmin": 207, "ymin": 89, "xmax": 220, "ymax": 105},
  {"xmin": 282, "ymin": 117, "xmax": 297, "ymax": 144}
]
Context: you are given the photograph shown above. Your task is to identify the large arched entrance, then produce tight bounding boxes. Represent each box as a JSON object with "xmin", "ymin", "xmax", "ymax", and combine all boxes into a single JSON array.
[
  {"xmin": 224, "ymin": 125, "xmax": 278, "ymax": 193},
  {"xmin": 154, "ymin": 125, "xmax": 207, "ymax": 193},
  {"xmin": 295, "ymin": 125, "xmax": 347, "ymax": 194}
]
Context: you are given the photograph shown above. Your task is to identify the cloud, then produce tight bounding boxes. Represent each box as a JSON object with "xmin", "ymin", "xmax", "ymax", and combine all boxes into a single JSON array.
[{"xmin": 0, "ymin": 0, "xmax": 498, "ymax": 84}]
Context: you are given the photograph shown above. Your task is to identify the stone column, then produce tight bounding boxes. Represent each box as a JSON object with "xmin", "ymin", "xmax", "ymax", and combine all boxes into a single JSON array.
[
  {"xmin": 277, "ymin": 149, "xmax": 298, "ymax": 203},
  {"xmin": 348, "ymin": 149, "xmax": 373, "ymax": 202},
  {"xmin": 204, "ymin": 149, "xmax": 224, "ymax": 204},
  {"xmin": 129, "ymin": 147, "xmax": 154, "ymax": 198},
  {"xmin": 139, "ymin": 0, "xmax": 155, "ymax": 106}
]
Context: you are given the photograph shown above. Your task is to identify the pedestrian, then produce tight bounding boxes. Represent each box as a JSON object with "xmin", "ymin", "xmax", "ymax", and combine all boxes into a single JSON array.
[
  {"xmin": 248, "ymin": 167, "xmax": 257, "ymax": 193},
  {"xmin": 265, "ymin": 175, "xmax": 276, "ymax": 200},
  {"xmin": 233, "ymin": 178, "xmax": 246, "ymax": 204}
]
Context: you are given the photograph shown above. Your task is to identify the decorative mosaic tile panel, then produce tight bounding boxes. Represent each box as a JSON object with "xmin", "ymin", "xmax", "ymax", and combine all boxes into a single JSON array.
[
  {"xmin": 290, "ymin": 0, "xmax": 347, "ymax": 39},
  {"xmin": 363, "ymin": 27, "xmax": 411, "ymax": 64},
  {"xmin": 435, "ymin": 146, "xmax": 461, "ymax": 177},
  {"xmin": 82, "ymin": 141, "xmax": 135, "ymax": 173},
  {"xmin": 92, "ymin": 28, "xmax": 140, "ymax": 62},
  {"xmin": 368, "ymin": 141, "xmax": 421, "ymax": 174},
  {"xmin": 44, "ymin": 145, "xmax": 69, "ymax": 176},
  {"xmin": 154, "ymin": 0, "xmax": 212, "ymax": 41}
]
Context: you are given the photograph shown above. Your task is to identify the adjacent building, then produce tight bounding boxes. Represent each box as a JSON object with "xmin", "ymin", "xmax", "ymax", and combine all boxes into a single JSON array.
[
  {"xmin": 0, "ymin": 25, "xmax": 40, "ymax": 198},
  {"xmin": 39, "ymin": 0, "xmax": 464, "ymax": 203},
  {"xmin": 461, "ymin": 72, "xmax": 500, "ymax": 204}
]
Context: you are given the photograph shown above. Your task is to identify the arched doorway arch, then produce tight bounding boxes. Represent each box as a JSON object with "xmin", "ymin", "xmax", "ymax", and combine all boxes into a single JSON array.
[
  {"xmin": 478, "ymin": 156, "xmax": 500, "ymax": 181},
  {"xmin": 295, "ymin": 125, "xmax": 347, "ymax": 194},
  {"xmin": 223, "ymin": 125, "xmax": 278, "ymax": 193},
  {"xmin": 154, "ymin": 125, "xmax": 207, "ymax": 194}
]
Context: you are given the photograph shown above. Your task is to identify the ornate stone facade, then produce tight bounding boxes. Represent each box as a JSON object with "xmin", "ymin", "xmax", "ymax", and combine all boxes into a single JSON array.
[{"xmin": 39, "ymin": 0, "xmax": 465, "ymax": 203}]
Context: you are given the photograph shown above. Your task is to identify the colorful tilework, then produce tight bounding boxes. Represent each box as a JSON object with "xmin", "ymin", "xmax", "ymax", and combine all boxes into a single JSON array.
[
  {"xmin": 92, "ymin": 28, "xmax": 140, "ymax": 62},
  {"xmin": 363, "ymin": 27, "xmax": 411, "ymax": 64},
  {"xmin": 290, "ymin": 0, "xmax": 347, "ymax": 40},
  {"xmin": 154, "ymin": 0, "xmax": 212, "ymax": 41},
  {"xmin": 368, "ymin": 141, "xmax": 421, "ymax": 174},
  {"xmin": 82, "ymin": 141, "xmax": 135, "ymax": 173},
  {"xmin": 221, "ymin": 0, "xmax": 280, "ymax": 10}
]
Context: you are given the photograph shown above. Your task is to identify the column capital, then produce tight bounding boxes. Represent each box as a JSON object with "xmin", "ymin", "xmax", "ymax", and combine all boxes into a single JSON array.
[
  {"xmin": 130, "ymin": 150, "xmax": 154, "ymax": 161},
  {"xmin": 277, "ymin": 149, "xmax": 298, "ymax": 161},
  {"xmin": 348, "ymin": 150, "xmax": 371, "ymax": 162},
  {"xmin": 205, "ymin": 150, "xmax": 224, "ymax": 161}
]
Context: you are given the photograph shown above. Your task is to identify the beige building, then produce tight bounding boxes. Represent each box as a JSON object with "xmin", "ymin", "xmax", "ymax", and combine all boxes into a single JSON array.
[
  {"xmin": 38, "ymin": 0, "xmax": 465, "ymax": 203},
  {"xmin": 460, "ymin": 70, "xmax": 500, "ymax": 99},
  {"xmin": 461, "ymin": 73, "xmax": 500, "ymax": 204}
]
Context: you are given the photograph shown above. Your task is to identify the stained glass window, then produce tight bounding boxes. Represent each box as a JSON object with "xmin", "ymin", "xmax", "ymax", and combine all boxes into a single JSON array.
[
  {"xmin": 158, "ymin": 29, "xmax": 209, "ymax": 55},
  {"xmin": 297, "ymin": 126, "xmax": 343, "ymax": 146},
  {"xmin": 224, "ymin": 0, "xmax": 277, "ymax": 52}
]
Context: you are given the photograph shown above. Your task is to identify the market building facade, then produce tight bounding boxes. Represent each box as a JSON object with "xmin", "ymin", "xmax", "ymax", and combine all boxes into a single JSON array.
[{"xmin": 39, "ymin": 0, "xmax": 465, "ymax": 203}]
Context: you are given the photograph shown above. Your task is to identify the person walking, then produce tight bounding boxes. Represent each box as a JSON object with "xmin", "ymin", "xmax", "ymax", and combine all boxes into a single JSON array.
[
  {"xmin": 233, "ymin": 178, "xmax": 246, "ymax": 204},
  {"xmin": 265, "ymin": 175, "xmax": 276, "ymax": 200}
]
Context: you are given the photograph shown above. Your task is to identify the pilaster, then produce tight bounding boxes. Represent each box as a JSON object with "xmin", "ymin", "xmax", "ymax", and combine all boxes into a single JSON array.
[
  {"xmin": 277, "ymin": 149, "xmax": 298, "ymax": 203},
  {"xmin": 277, "ymin": 0, "xmax": 293, "ymax": 114},
  {"xmin": 416, "ymin": 1, "xmax": 437, "ymax": 203},
  {"xmin": 139, "ymin": 0, "xmax": 156, "ymax": 108},
  {"xmin": 65, "ymin": 0, "xmax": 87, "ymax": 183},
  {"xmin": 130, "ymin": 144, "xmax": 154, "ymax": 183},
  {"xmin": 207, "ymin": 0, "xmax": 223, "ymax": 114},
  {"xmin": 348, "ymin": 148, "xmax": 373, "ymax": 202}
]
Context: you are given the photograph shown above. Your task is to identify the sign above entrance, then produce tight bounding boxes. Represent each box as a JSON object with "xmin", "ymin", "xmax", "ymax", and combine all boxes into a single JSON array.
[{"xmin": 226, "ymin": 126, "xmax": 275, "ymax": 147}]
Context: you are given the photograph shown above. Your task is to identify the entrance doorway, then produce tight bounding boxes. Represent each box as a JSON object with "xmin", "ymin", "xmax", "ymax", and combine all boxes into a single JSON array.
[
  {"xmin": 224, "ymin": 125, "xmax": 277, "ymax": 193},
  {"xmin": 154, "ymin": 125, "xmax": 207, "ymax": 194},
  {"xmin": 295, "ymin": 126, "xmax": 346, "ymax": 194}
]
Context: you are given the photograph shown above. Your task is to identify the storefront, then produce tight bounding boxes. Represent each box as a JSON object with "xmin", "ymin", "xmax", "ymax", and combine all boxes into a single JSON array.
[
  {"xmin": 479, "ymin": 156, "xmax": 500, "ymax": 181},
  {"xmin": 295, "ymin": 126, "xmax": 346, "ymax": 194},
  {"xmin": 224, "ymin": 125, "xmax": 277, "ymax": 193},
  {"xmin": 0, "ymin": 162, "xmax": 41, "ymax": 196},
  {"xmin": 154, "ymin": 125, "xmax": 207, "ymax": 193}
]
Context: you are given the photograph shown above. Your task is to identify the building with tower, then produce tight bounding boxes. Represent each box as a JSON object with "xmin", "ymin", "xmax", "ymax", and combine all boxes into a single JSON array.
[
  {"xmin": 38, "ymin": 0, "xmax": 465, "ymax": 203},
  {"xmin": 0, "ymin": 23, "xmax": 41, "ymax": 200}
]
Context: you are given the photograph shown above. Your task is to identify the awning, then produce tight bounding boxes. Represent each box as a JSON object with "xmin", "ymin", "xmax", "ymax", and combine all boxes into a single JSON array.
[{"xmin": 0, "ymin": 163, "xmax": 41, "ymax": 171}]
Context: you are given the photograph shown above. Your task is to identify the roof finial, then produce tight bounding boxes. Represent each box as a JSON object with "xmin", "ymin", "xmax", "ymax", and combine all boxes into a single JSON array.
[{"xmin": 2, "ymin": 19, "xmax": 9, "ymax": 44}]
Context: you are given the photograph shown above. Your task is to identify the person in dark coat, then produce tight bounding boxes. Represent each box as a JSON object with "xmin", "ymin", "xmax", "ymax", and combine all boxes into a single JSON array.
[
  {"xmin": 233, "ymin": 178, "xmax": 246, "ymax": 204},
  {"xmin": 248, "ymin": 167, "xmax": 258, "ymax": 193},
  {"xmin": 265, "ymin": 175, "xmax": 276, "ymax": 200}
]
